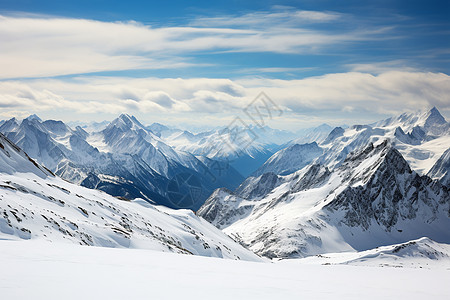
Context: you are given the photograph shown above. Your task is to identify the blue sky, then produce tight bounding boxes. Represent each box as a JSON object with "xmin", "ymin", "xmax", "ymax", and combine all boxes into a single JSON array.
[{"xmin": 0, "ymin": 0, "xmax": 449, "ymax": 129}]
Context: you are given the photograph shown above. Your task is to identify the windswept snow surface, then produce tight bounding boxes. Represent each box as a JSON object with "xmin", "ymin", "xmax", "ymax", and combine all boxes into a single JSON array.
[
  {"xmin": 0, "ymin": 171, "xmax": 258, "ymax": 260},
  {"xmin": 0, "ymin": 240, "xmax": 448, "ymax": 300}
]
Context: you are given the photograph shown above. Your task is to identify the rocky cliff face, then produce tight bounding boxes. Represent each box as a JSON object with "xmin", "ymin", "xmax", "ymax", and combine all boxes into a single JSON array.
[
  {"xmin": 199, "ymin": 141, "xmax": 450, "ymax": 259},
  {"xmin": 326, "ymin": 146, "xmax": 449, "ymax": 231}
]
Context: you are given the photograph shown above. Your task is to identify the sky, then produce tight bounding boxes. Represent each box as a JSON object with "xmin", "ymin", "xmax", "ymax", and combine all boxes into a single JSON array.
[{"xmin": 0, "ymin": 0, "xmax": 449, "ymax": 130}]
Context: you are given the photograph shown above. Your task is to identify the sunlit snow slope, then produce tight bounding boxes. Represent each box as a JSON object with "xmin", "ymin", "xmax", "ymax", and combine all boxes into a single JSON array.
[{"xmin": 0, "ymin": 133, "xmax": 260, "ymax": 261}]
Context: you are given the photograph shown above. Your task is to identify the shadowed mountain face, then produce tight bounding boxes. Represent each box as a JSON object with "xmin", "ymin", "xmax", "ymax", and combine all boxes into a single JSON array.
[{"xmin": 0, "ymin": 114, "xmax": 244, "ymax": 210}]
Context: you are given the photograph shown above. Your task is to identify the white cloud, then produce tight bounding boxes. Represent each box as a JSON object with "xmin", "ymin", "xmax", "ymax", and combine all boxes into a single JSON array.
[
  {"xmin": 0, "ymin": 11, "xmax": 389, "ymax": 79},
  {"xmin": 190, "ymin": 9, "xmax": 342, "ymax": 28},
  {"xmin": 0, "ymin": 71, "xmax": 449, "ymax": 127}
]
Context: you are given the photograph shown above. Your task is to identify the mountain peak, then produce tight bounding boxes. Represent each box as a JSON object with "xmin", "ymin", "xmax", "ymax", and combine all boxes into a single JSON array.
[
  {"xmin": 430, "ymin": 106, "xmax": 439, "ymax": 114},
  {"xmin": 110, "ymin": 114, "xmax": 146, "ymax": 131},
  {"xmin": 118, "ymin": 113, "xmax": 134, "ymax": 122},
  {"xmin": 148, "ymin": 122, "xmax": 170, "ymax": 134},
  {"xmin": 0, "ymin": 118, "xmax": 19, "ymax": 132},
  {"xmin": 322, "ymin": 126, "xmax": 345, "ymax": 144},
  {"xmin": 425, "ymin": 106, "xmax": 446, "ymax": 126},
  {"xmin": 25, "ymin": 114, "xmax": 42, "ymax": 122},
  {"xmin": 343, "ymin": 140, "xmax": 391, "ymax": 165}
]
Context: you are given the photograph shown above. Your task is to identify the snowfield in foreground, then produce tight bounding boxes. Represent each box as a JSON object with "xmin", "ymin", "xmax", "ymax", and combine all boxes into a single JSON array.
[{"xmin": 0, "ymin": 240, "xmax": 449, "ymax": 300}]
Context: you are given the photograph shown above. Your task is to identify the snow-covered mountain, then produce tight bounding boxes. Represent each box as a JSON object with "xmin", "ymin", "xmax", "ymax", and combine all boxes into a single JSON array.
[
  {"xmin": 254, "ymin": 107, "xmax": 449, "ymax": 181},
  {"xmin": 67, "ymin": 120, "xmax": 110, "ymax": 133},
  {"xmin": 199, "ymin": 140, "xmax": 450, "ymax": 258},
  {"xmin": 160, "ymin": 123, "xmax": 330, "ymax": 177},
  {"xmin": 253, "ymin": 142, "xmax": 323, "ymax": 176},
  {"xmin": 161, "ymin": 126, "xmax": 276, "ymax": 177},
  {"xmin": 196, "ymin": 107, "xmax": 450, "ymax": 260},
  {"xmin": 290, "ymin": 123, "xmax": 333, "ymax": 145},
  {"xmin": 427, "ymin": 148, "xmax": 450, "ymax": 187},
  {"xmin": 0, "ymin": 114, "xmax": 244, "ymax": 210},
  {"xmin": 290, "ymin": 237, "xmax": 450, "ymax": 268},
  {"xmin": 0, "ymin": 132, "xmax": 259, "ymax": 261}
]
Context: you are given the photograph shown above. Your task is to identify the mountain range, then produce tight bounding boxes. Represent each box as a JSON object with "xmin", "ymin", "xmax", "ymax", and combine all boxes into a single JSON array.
[
  {"xmin": 0, "ymin": 132, "xmax": 259, "ymax": 261},
  {"xmin": 0, "ymin": 114, "xmax": 246, "ymax": 210},
  {"xmin": 1, "ymin": 107, "xmax": 449, "ymax": 262},
  {"xmin": 0, "ymin": 114, "xmax": 330, "ymax": 210},
  {"xmin": 198, "ymin": 107, "xmax": 450, "ymax": 258}
]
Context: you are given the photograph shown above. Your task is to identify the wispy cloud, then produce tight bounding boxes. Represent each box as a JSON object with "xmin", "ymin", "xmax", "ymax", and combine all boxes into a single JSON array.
[
  {"xmin": 0, "ymin": 10, "xmax": 391, "ymax": 79},
  {"xmin": 189, "ymin": 9, "xmax": 343, "ymax": 28}
]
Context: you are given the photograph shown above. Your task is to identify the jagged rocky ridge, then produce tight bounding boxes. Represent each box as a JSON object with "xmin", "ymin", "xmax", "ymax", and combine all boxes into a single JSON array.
[
  {"xmin": 199, "ymin": 140, "xmax": 450, "ymax": 258},
  {"xmin": 254, "ymin": 107, "xmax": 450, "ymax": 179}
]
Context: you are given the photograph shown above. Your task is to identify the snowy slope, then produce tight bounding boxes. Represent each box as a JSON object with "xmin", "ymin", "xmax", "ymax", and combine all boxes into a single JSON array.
[
  {"xmin": 0, "ymin": 132, "xmax": 53, "ymax": 178},
  {"xmin": 293, "ymin": 237, "xmax": 450, "ymax": 269},
  {"xmin": 290, "ymin": 123, "xmax": 333, "ymax": 145},
  {"xmin": 1, "ymin": 239, "xmax": 449, "ymax": 300},
  {"xmin": 199, "ymin": 141, "xmax": 450, "ymax": 258},
  {"xmin": 427, "ymin": 147, "xmax": 450, "ymax": 186},
  {"xmin": 0, "ymin": 134, "xmax": 259, "ymax": 261}
]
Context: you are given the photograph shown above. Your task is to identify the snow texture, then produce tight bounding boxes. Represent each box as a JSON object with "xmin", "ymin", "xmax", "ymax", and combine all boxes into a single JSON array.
[
  {"xmin": 0, "ymin": 239, "xmax": 448, "ymax": 300},
  {"xmin": 0, "ymin": 133, "xmax": 259, "ymax": 261}
]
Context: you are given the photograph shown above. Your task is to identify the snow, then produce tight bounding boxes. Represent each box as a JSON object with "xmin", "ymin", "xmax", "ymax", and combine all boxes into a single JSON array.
[
  {"xmin": 253, "ymin": 142, "xmax": 323, "ymax": 176},
  {"xmin": 200, "ymin": 141, "xmax": 450, "ymax": 258},
  {"xmin": 0, "ymin": 171, "xmax": 259, "ymax": 260},
  {"xmin": 315, "ymin": 108, "xmax": 450, "ymax": 175},
  {"xmin": 0, "ymin": 133, "xmax": 51, "ymax": 178},
  {"xmin": 0, "ymin": 132, "xmax": 259, "ymax": 260},
  {"xmin": 85, "ymin": 132, "xmax": 112, "ymax": 153},
  {"xmin": 0, "ymin": 109, "xmax": 449, "ymax": 298},
  {"xmin": 398, "ymin": 134, "xmax": 450, "ymax": 175},
  {"xmin": 0, "ymin": 239, "xmax": 448, "ymax": 300},
  {"xmin": 1, "ymin": 113, "xmax": 248, "ymax": 209},
  {"xmin": 288, "ymin": 237, "xmax": 450, "ymax": 269}
]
